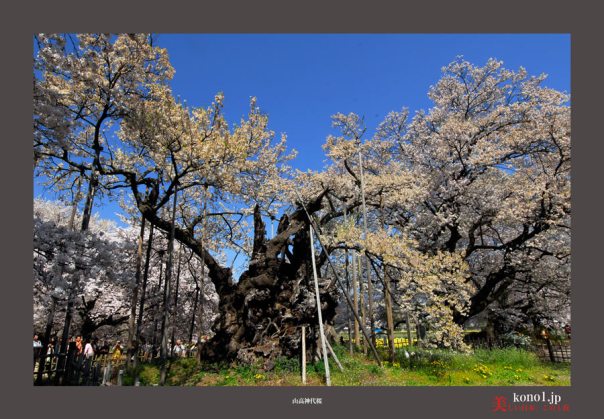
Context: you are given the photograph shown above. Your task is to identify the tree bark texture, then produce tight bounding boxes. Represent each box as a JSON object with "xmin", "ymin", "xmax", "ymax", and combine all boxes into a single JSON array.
[
  {"xmin": 198, "ymin": 203, "xmax": 339, "ymax": 370},
  {"xmin": 134, "ymin": 190, "xmax": 338, "ymax": 370}
]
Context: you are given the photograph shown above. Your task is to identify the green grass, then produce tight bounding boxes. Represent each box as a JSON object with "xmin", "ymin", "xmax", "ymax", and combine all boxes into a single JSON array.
[{"xmin": 122, "ymin": 346, "xmax": 570, "ymax": 386}]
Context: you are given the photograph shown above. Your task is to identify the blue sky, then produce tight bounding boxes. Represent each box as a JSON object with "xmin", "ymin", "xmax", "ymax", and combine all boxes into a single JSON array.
[
  {"xmin": 34, "ymin": 34, "xmax": 570, "ymax": 225},
  {"xmin": 156, "ymin": 34, "xmax": 570, "ymax": 172}
]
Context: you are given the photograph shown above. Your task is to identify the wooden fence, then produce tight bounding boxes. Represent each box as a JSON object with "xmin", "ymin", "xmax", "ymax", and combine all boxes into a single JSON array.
[
  {"xmin": 33, "ymin": 345, "xmax": 197, "ymax": 386},
  {"xmin": 34, "ymin": 352, "xmax": 127, "ymax": 386},
  {"xmin": 463, "ymin": 335, "xmax": 571, "ymax": 363},
  {"xmin": 534, "ymin": 340, "xmax": 571, "ymax": 363},
  {"xmin": 346, "ymin": 333, "xmax": 571, "ymax": 364}
]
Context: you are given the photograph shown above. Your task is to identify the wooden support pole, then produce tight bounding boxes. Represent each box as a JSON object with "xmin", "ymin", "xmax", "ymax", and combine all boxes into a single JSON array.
[
  {"xmin": 170, "ymin": 248, "xmax": 183, "ymax": 357},
  {"xmin": 309, "ymin": 227, "xmax": 331, "ymax": 386},
  {"xmin": 325, "ymin": 339, "xmax": 344, "ymax": 372},
  {"xmin": 196, "ymin": 188, "xmax": 208, "ymax": 354},
  {"xmin": 301, "ymin": 326, "xmax": 306, "ymax": 385},
  {"xmin": 378, "ymin": 208, "xmax": 396, "ymax": 362},
  {"xmin": 127, "ymin": 216, "xmax": 146, "ymax": 369},
  {"xmin": 383, "ymin": 269, "xmax": 396, "ymax": 362},
  {"xmin": 358, "ymin": 150, "xmax": 375, "ymax": 348},
  {"xmin": 406, "ymin": 311, "xmax": 413, "ymax": 347},
  {"xmin": 159, "ymin": 183, "xmax": 178, "ymax": 386},
  {"xmin": 545, "ymin": 337, "xmax": 556, "ymax": 363},
  {"xmin": 135, "ymin": 223, "xmax": 154, "ymax": 372},
  {"xmin": 343, "ymin": 208, "xmax": 353, "ymax": 355},
  {"xmin": 368, "ymin": 255, "xmax": 396, "ymax": 362},
  {"xmin": 359, "ymin": 254, "xmax": 367, "ymax": 355},
  {"xmin": 293, "ymin": 189, "xmax": 381, "ymax": 367},
  {"xmin": 352, "ymin": 251, "xmax": 360, "ymax": 349}
]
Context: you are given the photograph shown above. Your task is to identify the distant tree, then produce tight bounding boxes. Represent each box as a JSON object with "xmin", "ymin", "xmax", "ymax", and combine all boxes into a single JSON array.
[
  {"xmin": 319, "ymin": 58, "xmax": 570, "ymax": 340},
  {"xmin": 33, "ymin": 199, "xmax": 134, "ymax": 340}
]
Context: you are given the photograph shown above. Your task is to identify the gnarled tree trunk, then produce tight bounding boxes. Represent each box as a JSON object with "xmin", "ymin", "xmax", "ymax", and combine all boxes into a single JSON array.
[
  {"xmin": 199, "ymin": 203, "xmax": 339, "ymax": 370},
  {"xmin": 136, "ymin": 191, "xmax": 339, "ymax": 370}
]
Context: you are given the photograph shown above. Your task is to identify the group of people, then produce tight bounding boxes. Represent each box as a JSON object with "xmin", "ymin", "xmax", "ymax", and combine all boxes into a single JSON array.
[
  {"xmin": 34, "ymin": 333, "xmax": 208, "ymax": 367},
  {"xmin": 33, "ymin": 334, "xmax": 125, "ymax": 366},
  {"xmin": 138, "ymin": 338, "xmax": 201, "ymax": 360}
]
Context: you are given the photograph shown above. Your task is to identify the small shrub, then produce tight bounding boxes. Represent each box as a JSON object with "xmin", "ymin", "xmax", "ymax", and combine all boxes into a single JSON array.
[
  {"xmin": 368, "ymin": 364, "xmax": 382, "ymax": 375},
  {"xmin": 274, "ymin": 356, "xmax": 300, "ymax": 374},
  {"xmin": 428, "ymin": 359, "xmax": 448, "ymax": 378},
  {"xmin": 312, "ymin": 361, "xmax": 325, "ymax": 375},
  {"xmin": 120, "ymin": 372, "xmax": 134, "ymax": 386},
  {"xmin": 186, "ymin": 370, "xmax": 206, "ymax": 385},
  {"xmin": 233, "ymin": 364, "xmax": 257, "ymax": 382},
  {"xmin": 341, "ymin": 354, "xmax": 366, "ymax": 372},
  {"xmin": 168, "ymin": 357, "xmax": 201, "ymax": 385},
  {"xmin": 139, "ymin": 364, "xmax": 160, "ymax": 386}
]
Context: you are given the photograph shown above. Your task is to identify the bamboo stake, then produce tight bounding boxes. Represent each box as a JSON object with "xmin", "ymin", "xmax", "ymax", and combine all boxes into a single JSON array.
[
  {"xmin": 406, "ymin": 311, "xmax": 413, "ymax": 347},
  {"xmin": 189, "ymin": 282, "xmax": 199, "ymax": 343},
  {"xmin": 358, "ymin": 150, "xmax": 375, "ymax": 347},
  {"xmin": 294, "ymin": 189, "xmax": 381, "ymax": 366},
  {"xmin": 127, "ymin": 216, "xmax": 146, "ymax": 368},
  {"xmin": 379, "ymin": 205, "xmax": 396, "ymax": 361},
  {"xmin": 152, "ymin": 250, "xmax": 165, "ymax": 351},
  {"xmin": 383, "ymin": 266, "xmax": 396, "ymax": 361},
  {"xmin": 352, "ymin": 250, "xmax": 360, "ymax": 349},
  {"xmin": 301, "ymin": 325, "xmax": 306, "ymax": 385},
  {"xmin": 343, "ymin": 208, "xmax": 353, "ymax": 355},
  {"xmin": 325, "ymin": 339, "xmax": 344, "ymax": 372},
  {"xmin": 197, "ymin": 187, "xmax": 207, "ymax": 349},
  {"xmin": 136, "ymin": 223, "xmax": 154, "ymax": 355},
  {"xmin": 359, "ymin": 253, "xmax": 367, "ymax": 355},
  {"xmin": 160, "ymin": 183, "xmax": 178, "ymax": 386},
  {"xmin": 170, "ymin": 248, "xmax": 183, "ymax": 357},
  {"xmin": 309, "ymin": 227, "xmax": 331, "ymax": 386}
]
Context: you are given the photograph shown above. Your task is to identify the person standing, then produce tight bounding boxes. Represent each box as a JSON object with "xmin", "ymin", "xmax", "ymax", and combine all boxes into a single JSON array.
[
  {"xmin": 75, "ymin": 336, "xmax": 83, "ymax": 356},
  {"xmin": 43, "ymin": 340, "xmax": 54, "ymax": 371},
  {"xmin": 173, "ymin": 339, "xmax": 186, "ymax": 358},
  {"xmin": 33, "ymin": 334, "xmax": 43, "ymax": 368},
  {"xmin": 84, "ymin": 339, "xmax": 95, "ymax": 359},
  {"xmin": 67, "ymin": 336, "xmax": 76, "ymax": 355},
  {"xmin": 33, "ymin": 334, "xmax": 42, "ymax": 348},
  {"xmin": 111, "ymin": 341, "xmax": 123, "ymax": 362}
]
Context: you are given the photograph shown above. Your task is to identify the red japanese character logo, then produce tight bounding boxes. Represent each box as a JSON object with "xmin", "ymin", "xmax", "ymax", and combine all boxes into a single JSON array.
[{"xmin": 493, "ymin": 396, "xmax": 509, "ymax": 412}]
